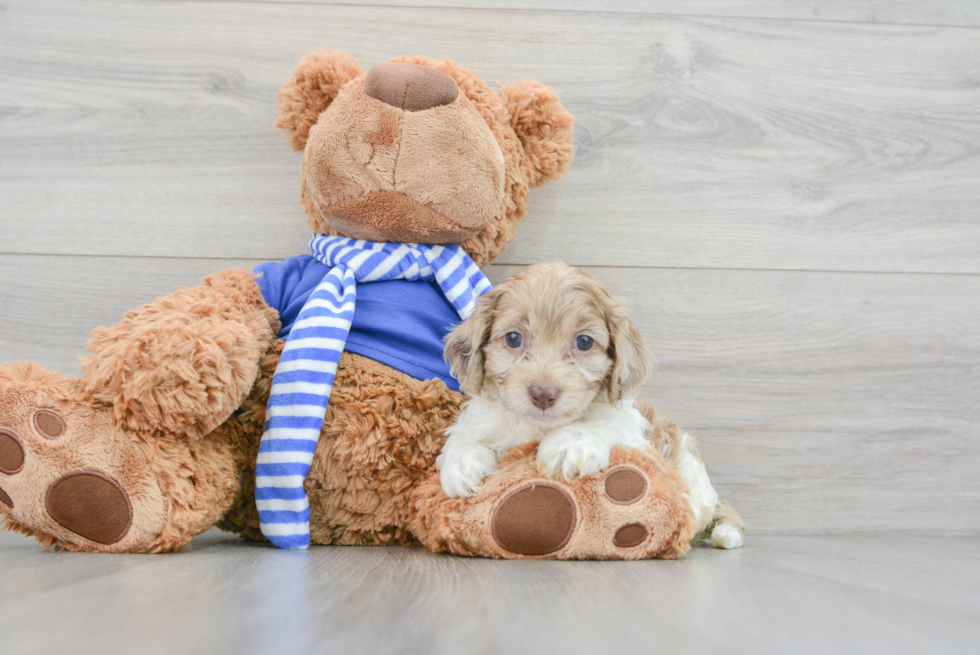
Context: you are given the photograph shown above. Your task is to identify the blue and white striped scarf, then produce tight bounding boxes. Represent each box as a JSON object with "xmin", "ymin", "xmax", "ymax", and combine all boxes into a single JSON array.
[{"xmin": 256, "ymin": 235, "xmax": 492, "ymax": 549}]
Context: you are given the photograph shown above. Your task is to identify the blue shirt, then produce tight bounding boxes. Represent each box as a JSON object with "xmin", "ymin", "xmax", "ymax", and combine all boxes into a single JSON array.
[{"xmin": 254, "ymin": 254, "xmax": 461, "ymax": 391}]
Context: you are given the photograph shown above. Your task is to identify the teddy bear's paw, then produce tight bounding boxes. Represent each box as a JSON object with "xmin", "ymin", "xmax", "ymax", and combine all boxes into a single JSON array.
[
  {"xmin": 412, "ymin": 444, "xmax": 698, "ymax": 560},
  {"xmin": 488, "ymin": 463, "xmax": 661, "ymax": 557},
  {"xmin": 0, "ymin": 362, "xmax": 166, "ymax": 552}
]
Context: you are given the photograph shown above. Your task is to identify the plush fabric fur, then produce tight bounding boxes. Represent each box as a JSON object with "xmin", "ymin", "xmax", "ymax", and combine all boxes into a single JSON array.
[
  {"xmin": 217, "ymin": 342, "xmax": 467, "ymax": 548},
  {"xmin": 498, "ymin": 80, "xmax": 575, "ymax": 187},
  {"xmin": 275, "ymin": 49, "xmax": 364, "ymax": 152},
  {"xmin": 302, "ymin": 84, "xmax": 506, "ymax": 244},
  {"xmin": 411, "ymin": 443, "xmax": 697, "ymax": 560},
  {"xmin": 278, "ymin": 51, "xmax": 574, "ymax": 267},
  {"xmin": 81, "ymin": 269, "xmax": 279, "ymax": 441},
  {"xmin": 0, "ymin": 51, "xmax": 735, "ymax": 558},
  {"xmin": 0, "ymin": 360, "xmax": 241, "ymax": 553},
  {"xmin": 0, "ymin": 270, "xmax": 724, "ymax": 557},
  {"xmin": 0, "ymin": 269, "xmax": 280, "ymax": 553}
]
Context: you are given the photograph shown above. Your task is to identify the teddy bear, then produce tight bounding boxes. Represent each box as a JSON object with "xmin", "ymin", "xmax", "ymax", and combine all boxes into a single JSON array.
[{"xmin": 0, "ymin": 50, "xmax": 701, "ymax": 559}]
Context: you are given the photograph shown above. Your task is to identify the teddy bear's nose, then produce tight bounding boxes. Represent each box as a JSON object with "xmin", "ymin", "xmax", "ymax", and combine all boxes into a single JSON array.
[{"xmin": 364, "ymin": 62, "xmax": 459, "ymax": 112}]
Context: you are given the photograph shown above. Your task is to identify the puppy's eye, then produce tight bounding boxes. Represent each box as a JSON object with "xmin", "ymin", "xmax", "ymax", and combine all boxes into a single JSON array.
[
  {"xmin": 505, "ymin": 332, "xmax": 523, "ymax": 348},
  {"xmin": 574, "ymin": 335, "xmax": 594, "ymax": 351}
]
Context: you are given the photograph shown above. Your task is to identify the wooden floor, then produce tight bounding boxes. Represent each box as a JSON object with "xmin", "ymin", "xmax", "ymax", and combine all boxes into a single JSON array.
[{"xmin": 1, "ymin": 529, "xmax": 977, "ymax": 655}]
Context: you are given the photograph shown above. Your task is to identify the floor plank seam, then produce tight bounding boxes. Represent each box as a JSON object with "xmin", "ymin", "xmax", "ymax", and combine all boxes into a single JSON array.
[{"xmin": 2, "ymin": 252, "xmax": 978, "ymax": 279}]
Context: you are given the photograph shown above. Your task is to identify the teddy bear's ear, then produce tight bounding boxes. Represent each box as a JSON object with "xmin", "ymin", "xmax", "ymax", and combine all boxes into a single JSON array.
[
  {"xmin": 498, "ymin": 79, "xmax": 575, "ymax": 187},
  {"xmin": 275, "ymin": 49, "xmax": 364, "ymax": 151}
]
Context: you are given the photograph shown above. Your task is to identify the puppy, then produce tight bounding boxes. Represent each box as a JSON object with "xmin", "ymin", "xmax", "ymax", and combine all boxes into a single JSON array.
[{"xmin": 437, "ymin": 261, "xmax": 744, "ymax": 549}]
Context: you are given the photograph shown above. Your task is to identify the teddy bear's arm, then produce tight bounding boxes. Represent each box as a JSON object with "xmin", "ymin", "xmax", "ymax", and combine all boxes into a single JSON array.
[{"xmin": 79, "ymin": 269, "xmax": 281, "ymax": 441}]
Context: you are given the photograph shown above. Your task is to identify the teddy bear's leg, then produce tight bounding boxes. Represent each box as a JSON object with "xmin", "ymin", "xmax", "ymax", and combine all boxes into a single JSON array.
[
  {"xmin": 409, "ymin": 444, "xmax": 698, "ymax": 560},
  {"xmin": 0, "ymin": 269, "xmax": 280, "ymax": 552},
  {"xmin": 80, "ymin": 269, "xmax": 280, "ymax": 440}
]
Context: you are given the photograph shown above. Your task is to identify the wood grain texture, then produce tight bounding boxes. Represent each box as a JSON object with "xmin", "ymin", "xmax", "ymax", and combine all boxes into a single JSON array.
[
  {"xmin": 2, "ymin": 0, "xmax": 980, "ymax": 272},
  {"xmin": 1, "ymin": 0, "xmax": 978, "ymax": 536},
  {"xmin": 2, "ymin": 255, "xmax": 977, "ymax": 534},
  {"xmin": 1, "ymin": 530, "xmax": 978, "ymax": 655},
  {"xmin": 0, "ymin": 256, "xmax": 262, "ymax": 373},
  {"xmin": 245, "ymin": 0, "xmax": 980, "ymax": 28}
]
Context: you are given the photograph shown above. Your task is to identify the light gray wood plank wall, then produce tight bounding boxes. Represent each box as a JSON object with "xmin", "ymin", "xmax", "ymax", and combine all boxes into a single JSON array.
[
  {"xmin": 1, "ymin": 0, "xmax": 977, "ymax": 535},
  {"xmin": 2, "ymin": 0, "xmax": 979, "ymax": 273},
  {"xmin": 2, "ymin": 255, "xmax": 977, "ymax": 534},
  {"xmin": 247, "ymin": 0, "xmax": 980, "ymax": 27}
]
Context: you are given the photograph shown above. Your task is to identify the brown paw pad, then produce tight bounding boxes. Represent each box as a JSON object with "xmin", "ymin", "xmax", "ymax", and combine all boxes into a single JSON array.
[
  {"xmin": 34, "ymin": 410, "xmax": 66, "ymax": 439},
  {"xmin": 491, "ymin": 483, "xmax": 577, "ymax": 556},
  {"xmin": 604, "ymin": 466, "xmax": 647, "ymax": 505},
  {"xmin": 45, "ymin": 471, "xmax": 133, "ymax": 545},
  {"xmin": 613, "ymin": 523, "xmax": 648, "ymax": 548},
  {"xmin": 0, "ymin": 429, "xmax": 25, "ymax": 475}
]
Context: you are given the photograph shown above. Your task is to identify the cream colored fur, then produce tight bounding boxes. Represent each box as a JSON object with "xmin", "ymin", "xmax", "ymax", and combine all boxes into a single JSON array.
[
  {"xmin": 441, "ymin": 262, "xmax": 744, "ymax": 548},
  {"xmin": 438, "ymin": 395, "xmax": 651, "ymax": 497}
]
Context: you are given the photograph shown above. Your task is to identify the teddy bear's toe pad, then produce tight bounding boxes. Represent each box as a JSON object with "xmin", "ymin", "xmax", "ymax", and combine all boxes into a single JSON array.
[
  {"xmin": 613, "ymin": 523, "xmax": 648, "ymax": 547},
  {"xmin": 34, "ymin": 410, "xmax": 67, "ymax": 439},
  {"xmin": 0, "ymin": 485, "xmax": 12, "ymax": 508},
  {"xmin": 604, "ymin": 467, "xmax": 647, "ymax": 504},
  {"xmin": 45, "ymin": 472, "xmax": 133, "ymax": 545},
  {"xmin": 491, "ymin": 483, "xmax": 576, "ymax": 556},
  {"xmin": 0, "ymin": 429, "xmax": 26, "ymax": 474},
  {"xmin": 0, "ymin": 428, "xmax": 24, "ymax": 508}
]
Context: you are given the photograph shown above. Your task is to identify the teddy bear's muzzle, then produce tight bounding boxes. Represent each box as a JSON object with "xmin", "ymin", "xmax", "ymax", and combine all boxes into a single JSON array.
[
  {"xmin": 302, "ymin": 65, "xmax": 507, "ymax": 245},
  {"xmin": 363, "ymin": 62, "xmax": 459, "ymax": 112}
]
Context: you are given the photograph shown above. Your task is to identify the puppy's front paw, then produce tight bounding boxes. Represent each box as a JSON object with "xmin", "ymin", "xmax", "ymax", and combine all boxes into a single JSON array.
[
  {"xmin": 437, "ymin": 444, "xmax": 498, "ymax": 498},
  {"xmin": 537, "ymin": 429, "xmax": 610, "ymax": 481}
]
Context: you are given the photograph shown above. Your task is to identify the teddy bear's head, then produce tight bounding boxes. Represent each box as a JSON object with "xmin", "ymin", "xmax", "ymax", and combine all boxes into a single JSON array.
[{"xmin": 276, "ymin": 50, "xmax": 574, "ymax": 267}]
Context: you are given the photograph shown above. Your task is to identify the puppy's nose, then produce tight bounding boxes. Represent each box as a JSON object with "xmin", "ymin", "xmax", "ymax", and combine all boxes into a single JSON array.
[
  {"xmin": 529, "ymin": 385, "xmax": 560, "ymax": 411},
  {"xmin": 363, "ymin": 62, "xmax": 459, "ymax": 112}
]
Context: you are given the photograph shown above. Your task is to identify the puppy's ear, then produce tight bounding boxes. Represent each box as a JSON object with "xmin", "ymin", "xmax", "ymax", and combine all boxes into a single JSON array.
[
  {"xmin": 497, "ymin": 80, "xmax": 575, "ymax": 187},
  {"xmin": 606, "ymin": 303, "xmax": 652, "ymax": 404},
  {"xmin": 444, "ymin": 289, "xmax": 502, "ymax": 395},
  {"xmin": 275, "ymin": 48, "xmax": 364, "ymax": 151}
]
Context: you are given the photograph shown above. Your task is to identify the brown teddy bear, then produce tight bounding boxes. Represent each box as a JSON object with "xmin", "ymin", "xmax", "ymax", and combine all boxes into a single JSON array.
[{"xmin": 0, "ymin": 50, "xmax": 705, "ymax": 558}]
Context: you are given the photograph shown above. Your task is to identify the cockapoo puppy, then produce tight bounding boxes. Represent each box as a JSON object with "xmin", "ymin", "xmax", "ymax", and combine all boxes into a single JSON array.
[{"xmin": 437, "ymin": 261, "xmax": 744, "ymax": 549}]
